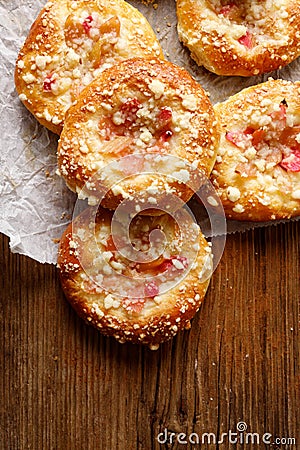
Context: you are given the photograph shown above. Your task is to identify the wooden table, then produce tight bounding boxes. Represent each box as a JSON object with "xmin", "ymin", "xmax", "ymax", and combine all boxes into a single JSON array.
[{"xmin": 0, "ymin": 221, "xmax": 299, "ymax": 449}]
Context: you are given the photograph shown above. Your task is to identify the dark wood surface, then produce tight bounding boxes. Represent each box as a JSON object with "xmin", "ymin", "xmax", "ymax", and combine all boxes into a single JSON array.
[{"xmin": 0, "ymin": 221, "xmax": 299, "ymax": 450}]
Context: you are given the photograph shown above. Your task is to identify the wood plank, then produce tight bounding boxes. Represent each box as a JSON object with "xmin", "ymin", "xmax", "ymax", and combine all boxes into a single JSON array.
[{"xmin": 0, "ymin": 222, "xmax": 299, "ymax": 449}]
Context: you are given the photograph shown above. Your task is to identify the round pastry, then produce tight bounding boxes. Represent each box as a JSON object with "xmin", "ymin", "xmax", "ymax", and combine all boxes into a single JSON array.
[
  {"xmin": 15, "ymin": 0, "xmax": 163, "ymax": 134},
  {"xmin": 211, "ymin": 79, "xmax": 300, "ymax": 221},
  {"xmin": 177, "ymin": 0, "xmax": 300, "ymax": 77},
  {"xmin": 57, "ymin": 57, "xmax": 219, "ymax": 209},
  {"xmin": 58, "ymin": 206, "xmax": 213, "ymax": 348}
]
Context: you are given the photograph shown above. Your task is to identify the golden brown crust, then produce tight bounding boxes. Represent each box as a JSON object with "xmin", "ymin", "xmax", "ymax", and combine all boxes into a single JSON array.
[
  {"xmin": 15, "ymin": 0, "xmax": 164, "ymax": 134},
  {"xmin": 58, "ymin": 206, "xmax": 213, "ymax": 348},
  {"xmin": 57, "ymin": 57, "xmax": 219, "ymax": 209},
  {"xmin": 211, "ymin": 79, "xmax": 300, "ymax": 221},
  {"xmin": 177, "ymin": 0, "xmax": 300, "ymax": 77}
]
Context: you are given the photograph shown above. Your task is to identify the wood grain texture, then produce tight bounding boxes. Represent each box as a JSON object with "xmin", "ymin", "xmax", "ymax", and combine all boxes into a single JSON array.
[{"xmin": 0, "ymin": 222, "xmax": 299, "ymax": 450}]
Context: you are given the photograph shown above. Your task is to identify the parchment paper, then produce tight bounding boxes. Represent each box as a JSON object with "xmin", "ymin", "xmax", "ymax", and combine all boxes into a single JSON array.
[{"xmin": 0, "ymin": 0, "xmax": 299, "ymax": 264}]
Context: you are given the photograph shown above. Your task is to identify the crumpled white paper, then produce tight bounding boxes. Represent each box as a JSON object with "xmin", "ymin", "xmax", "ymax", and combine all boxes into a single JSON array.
[{"xmin": 1, "ymin": 0, "xmax": 299, "ymax": 264}]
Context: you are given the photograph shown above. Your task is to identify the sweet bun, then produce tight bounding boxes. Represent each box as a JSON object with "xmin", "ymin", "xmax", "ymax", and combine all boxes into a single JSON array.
[
  {"xmin": 211, "ymin": 79, "xmax": 300, "ymax": 221},
  {"xmin": 57, "ymin": 206, "xmax": 213, "ymax": 348},
  {"xmin": 177, "ymin": 0, "xmax": 300, "ymax": 76},
  {"xmin": 57, "ymin": 57, "xmax": 219, "ymax": 209},
  {"xmin": 15, "ymin": 0, "xmax": 163, "ymax": 134}
]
